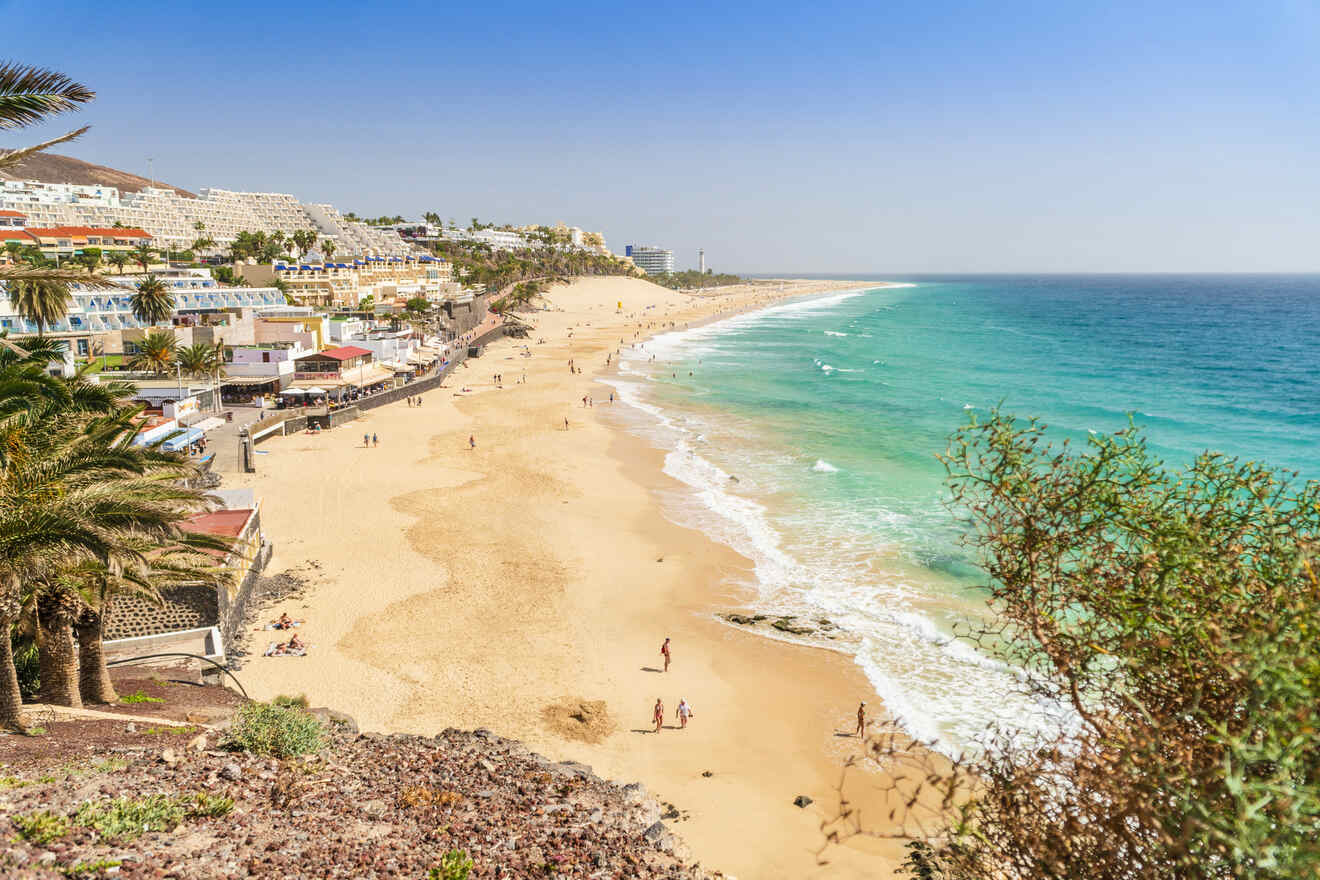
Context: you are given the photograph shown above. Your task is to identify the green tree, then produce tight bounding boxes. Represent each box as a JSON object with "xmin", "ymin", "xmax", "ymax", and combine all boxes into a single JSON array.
[
  {"xmin": 74, "ymin": 247, "xmax": 101, "ymax": 275},
  {"xmin": 127, "ymin": 330, "xmax": 176, "ymax": 375},
  {"xmin": 880, "ymin": 411, "xmax": 1320, "ymax": 880},
  {"xmin": 175, "ymin": 342, "xmax": 218, "ymax": 378},
  {"xmin": 129, "ymin": 243, "xmax": 155, "ymax": 272},
  {"xmin": 104, "ymin": 251, "xmax": 130, "ymax": 274},
  {"xmin": 322, "ymin": 239, "xmax": 336, "ymax": 260},
  {"xmin": 6, "ymin": 278, "xmax": 69, "ymax": 336},
  {"xmin": 129, "ymin": 274, "xmax": 173, "ymax": 326}
]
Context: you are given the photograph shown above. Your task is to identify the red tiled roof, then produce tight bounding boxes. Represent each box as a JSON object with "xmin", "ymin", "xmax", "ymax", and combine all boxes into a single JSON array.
[
  {"xmin": 0, "ymin": 210, "xmax": 26, "ymax": 218},
  {"xmin": 23, "ymin": 226, "xmax": 152, "ymax": 239},
  {"xmin": 306, "ymin": 345, "xmax": 372, "ymax": 361},
  {"xmin": 185, "ymin": 508, "xmax": 254, "ymax": 539}
]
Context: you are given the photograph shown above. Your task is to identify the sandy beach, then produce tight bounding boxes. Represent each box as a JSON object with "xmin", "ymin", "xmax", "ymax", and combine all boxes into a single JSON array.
[{"xmin": 232, "ymin": 276, "xmax": 915, "ymax": 878}]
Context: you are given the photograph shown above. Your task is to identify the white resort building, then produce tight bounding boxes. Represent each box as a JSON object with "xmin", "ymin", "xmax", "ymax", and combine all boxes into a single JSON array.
[
  {"xmin": 625, "ymin": 245, "xmax": 674, "ymax": 275},
  {"xmin": 0, "ymin": 180, "xmax": 412, "ymax": 257}
]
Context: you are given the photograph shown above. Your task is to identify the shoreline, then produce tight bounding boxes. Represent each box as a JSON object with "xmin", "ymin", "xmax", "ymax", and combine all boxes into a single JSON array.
[{"xmin": 232, "ymin": 276, "xmax": 914, "ymax": 878}]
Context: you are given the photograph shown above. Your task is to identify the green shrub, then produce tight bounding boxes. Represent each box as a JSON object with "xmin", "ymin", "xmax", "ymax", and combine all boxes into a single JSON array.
[
  {"xmin": 13, "ymin": 809, "xmax": 69, "ymax": 843},
  {"xmin": 428, "ymin": 849, "xmax": 474, "ymax": 880},
  {"xmin": 118, "ymin": 690, "xmax": 163, "ymax": 704},
  {"xmin": 73, "ymin": 795, "xmax": 184, "ymax": 841},
  {"xmin": 222, "ymin": 701, "xmax": 323, "ymax": 757},
  {"xmin": 272, "ymin": 693, "xmax": 309, "ymax": 709},
  {"xmin": 184, "ymin": 791, "xmax": 234, "ymax": 818}
]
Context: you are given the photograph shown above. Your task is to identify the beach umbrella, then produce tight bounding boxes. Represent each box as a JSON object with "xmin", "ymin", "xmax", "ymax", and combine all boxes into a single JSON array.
[
  {"xmin": 280, "ymin": 388, "xmax": 305, "ymax": 396},
  {"xmin": 305, "ymin": 386, "xmax": 327, "ymax": 394}
]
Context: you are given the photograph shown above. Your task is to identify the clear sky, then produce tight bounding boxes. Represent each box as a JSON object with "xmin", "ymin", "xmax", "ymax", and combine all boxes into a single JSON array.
[{"xmin": 5, "ymin": 0, "xmax": 1318, "ymax": 273}]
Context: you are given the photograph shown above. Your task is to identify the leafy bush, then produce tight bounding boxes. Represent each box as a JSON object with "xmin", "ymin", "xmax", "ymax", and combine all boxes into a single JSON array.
[
  {"xmin": 184, "ymin": 791, "xmax": 234, "ymax": 818},
  {"xmin": 74, "ymin": 795, "xmax": 184, "ymax": 841},
  {"xmin": 428, "ymin": 849, "xmax": 473, "ymax": 880},
  {"xmin": 272, "ymin": 693, "xmax": 309, "ymax": 709},
  {"xmin": 222, "ymin": 701, "xmax": 323, "ymax": 757},
  {"xmin": 12, "ymin": 809, "xmax": 68, "ymax": 843},
  {"xmin": 883, "ymin": 412, "xmax": 1320, "ymax": 880}
]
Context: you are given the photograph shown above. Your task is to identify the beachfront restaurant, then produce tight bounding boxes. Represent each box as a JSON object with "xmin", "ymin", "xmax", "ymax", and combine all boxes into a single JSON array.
[{"xmin": 290, "ymin": 345, "xmax": 395, "ymax": 405}]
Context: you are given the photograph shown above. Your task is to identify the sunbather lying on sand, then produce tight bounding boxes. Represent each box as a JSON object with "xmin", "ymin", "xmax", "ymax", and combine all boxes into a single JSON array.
[
  {"xmin": 264, "ymin": 633, "xmax": 308, "ymax": 657},
  {"xmin": 262, "ymin": 613, "xmax": 303, "ymax": 630}
]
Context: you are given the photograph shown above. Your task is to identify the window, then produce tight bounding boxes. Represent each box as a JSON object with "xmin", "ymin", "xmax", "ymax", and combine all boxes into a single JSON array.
[
  {"xmin": 262, "ymin": 352, "xmax": 271, "ymax": 362},
  {"xmin": 76, "ymin": 339, "xmax": 89, "ymax": 356}
]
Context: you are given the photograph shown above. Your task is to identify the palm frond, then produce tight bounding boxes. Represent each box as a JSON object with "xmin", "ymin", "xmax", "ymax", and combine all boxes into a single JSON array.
[
  {"xmin": 0, "ymin": 124, "xmax": 90, "ymax": 170},
  {"xmin": 0, "ymin": 259, "xmax": 114, "ymax": 286},
  {"xmin": 0, "ymin": 63, "xmax": 94, "ymax": 129}
]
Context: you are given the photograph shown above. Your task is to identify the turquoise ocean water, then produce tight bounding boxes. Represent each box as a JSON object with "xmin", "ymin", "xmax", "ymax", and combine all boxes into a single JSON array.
[{"xmin": 605, "ymin": 275, "xmax": 1320, "ymax": 754}]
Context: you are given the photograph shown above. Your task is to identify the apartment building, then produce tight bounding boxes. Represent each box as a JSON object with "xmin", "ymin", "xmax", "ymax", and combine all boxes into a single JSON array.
[
  {"xmin": 0, "ymin": 179, "xmax": 410, "ymax": 257},
  {"xmin": 273, "ymin": 255, "xmax": 452, "ymax": 308},
  {"xmin": 625, "ymin": 245, "xmax": 674, "ymax": 274},
  {"xmin": 21, "ymin": 225, "xmax": 152, "ymax": 258}
]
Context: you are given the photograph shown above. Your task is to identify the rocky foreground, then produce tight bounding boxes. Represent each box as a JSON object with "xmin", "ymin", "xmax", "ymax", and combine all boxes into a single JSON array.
[{"xmin": 0, "ymin": 714, "xmax": 710, "ymax": 878}]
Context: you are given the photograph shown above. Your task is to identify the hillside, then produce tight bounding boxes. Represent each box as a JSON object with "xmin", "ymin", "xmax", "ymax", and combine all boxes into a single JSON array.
[{"xmin": 0, "ymin": 152, "xmax": 195, "ymax": 198}]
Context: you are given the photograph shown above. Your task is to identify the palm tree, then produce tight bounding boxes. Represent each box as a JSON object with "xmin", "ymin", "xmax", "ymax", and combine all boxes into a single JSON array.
[
  {"xmin": 175, "ymin": 342, "xmax": 217, "ymax": 378},
  {"xmin": 129, "ymin": 274, "xmax": 173, "ymax": 326},
  {"xmin": 191, "ymin": 236, "xmax": 214, "ymax": 255},
  {"xmin": 127, "ymin": 330, "xmax": 176, "ymax": 375},
  {"xmin": 322, "ymin": 239, "xmax": 336, "ymax": 260},
  {"xmin": 129, "ymin": 243, "xmax": 155, "ymax": 272},
  {"xmin": 7, "ymin": 277, "xmax": 70, "ymax": 336},
  {"xmin": 105, "ymin": 251, "xmax": 130, "ymax": 274},
  {"xmin": 75, "ymin": 247, "xmax": 101, "ymax": 275},
  {"xmin": 72, "ymin": 537, "xmax": 229, "ymax": 704}
]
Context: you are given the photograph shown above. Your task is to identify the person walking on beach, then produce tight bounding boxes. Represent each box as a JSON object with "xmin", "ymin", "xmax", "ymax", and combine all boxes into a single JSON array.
[
  {"xmin": 469, "ymin": 435, "xmax": 476, "ymax": 450},
  {"xmin": 856, "ymin": 701, "xmax": 867, "ymax": 737},
  {"xmin": 661, "ymin": 637, "xmax": 672, "ymax": 672},
  {"xmin": 564, "ymin": 417, "xmax": 569, "ymax": 430},
  {"xmin": 372, "ymin": 433, "xmax": 378, "ymax": 447},
  {"xmin": 653, "ymin": 698, "xmax": 665, "ymax": 733},
  {"xmin": 676, "ymin": 698, "xmax": 693, "ymax": 729},
  {"xmin": 363, "ymin": 433, "xmax": 369, "ymax": 447}
]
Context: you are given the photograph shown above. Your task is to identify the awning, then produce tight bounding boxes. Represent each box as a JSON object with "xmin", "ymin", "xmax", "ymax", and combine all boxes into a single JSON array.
[
  {"xmin": 304, "ymin": 386, "xmax": 327, "ymax": 394},
  {"xmin": 193, "ymin": 417, "xmax": 225, "ymax": 432},
  {"xmin": 382, "ymin": 361, "xmax": 413, "ymax": 372},
  {"xmin": 344, "ymin": 365, "xmax": 394, "ymax": 388},
  {"xmin": 222, "ymin": 375, "xmax": 280, "ymax": 386},
  {"xmin": 280, "ymin": 387, "xmax": 307, "ymax": 395},
  {"xmin": 163, "ymin": 427, "xmax": 203, "ymax": 452}
]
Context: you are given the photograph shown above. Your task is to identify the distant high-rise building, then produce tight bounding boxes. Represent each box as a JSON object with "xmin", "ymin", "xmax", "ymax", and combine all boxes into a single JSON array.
[{"xmin": 625, "ymin": 244, "xmax": 674, "ymax": 275}]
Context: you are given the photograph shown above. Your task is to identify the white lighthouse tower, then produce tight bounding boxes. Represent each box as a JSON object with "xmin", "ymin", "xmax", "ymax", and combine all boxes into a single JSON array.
[{"xmin": 698, "ymin": 249, "xmax": 705, "ymax": 273}]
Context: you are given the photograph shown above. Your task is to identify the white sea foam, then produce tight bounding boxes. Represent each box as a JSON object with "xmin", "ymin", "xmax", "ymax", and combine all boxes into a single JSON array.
[
  {"xmin": 824, "ymin": 330, "xmax": 849, "ymax": 337},
  {"xmin": 607, "ymin": 281, "xmax": 1073, "ymax": 757}
]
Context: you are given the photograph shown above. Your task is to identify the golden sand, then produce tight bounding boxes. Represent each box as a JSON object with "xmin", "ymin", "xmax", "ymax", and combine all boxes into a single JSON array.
[{"xmin": 233, "ymin": 276, "xmax": 915, "ymax": 878}]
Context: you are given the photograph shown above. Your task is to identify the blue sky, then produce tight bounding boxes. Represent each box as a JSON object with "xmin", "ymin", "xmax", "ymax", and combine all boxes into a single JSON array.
[{"xmin": 5, "ymin": 0, "xmax": 1318, "ymax": 272}]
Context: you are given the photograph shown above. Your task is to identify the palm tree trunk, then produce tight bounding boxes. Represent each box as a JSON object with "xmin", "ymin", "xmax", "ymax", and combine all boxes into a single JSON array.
[
  {"xmin": 76, "ymin": 605, "xmax": 116, "ymax": 704},
  {"xmin": 0, "ymin": 611, "xmax": 24, "ymax": 731},
  {"xmin": 36, "ymin": 605, "xmax": 81, "ymax": 708}
]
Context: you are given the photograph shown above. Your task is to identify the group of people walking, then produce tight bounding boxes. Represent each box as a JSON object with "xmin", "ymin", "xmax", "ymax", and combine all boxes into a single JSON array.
[{"xmin": 650, "ymin": 637, "xmax": 693, "ymax": 733}]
